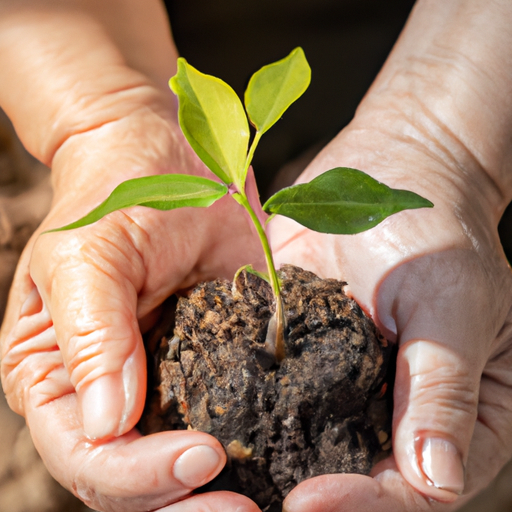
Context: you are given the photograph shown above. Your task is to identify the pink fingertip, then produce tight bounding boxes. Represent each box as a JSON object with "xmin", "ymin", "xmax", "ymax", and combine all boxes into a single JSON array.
[{"xmin": 173, "ymin": 445, "xmax": 224, "ymax": 488}]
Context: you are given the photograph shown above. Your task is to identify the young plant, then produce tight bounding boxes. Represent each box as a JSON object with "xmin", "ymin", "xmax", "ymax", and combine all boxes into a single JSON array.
[{"xmin": 46, "ymin": 48, "xmax": 432, "ymax": 360}]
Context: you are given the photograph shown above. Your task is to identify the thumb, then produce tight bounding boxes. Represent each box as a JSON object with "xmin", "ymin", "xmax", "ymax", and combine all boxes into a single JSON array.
[
  {"xmin": 393, "ymin": 339, "xmax": 478, "ymax": 502},
  {"xmin": 30, "ymin": 214, "xmax": 149, "ymax": 440},
  {"xmin": 377, "ymin": 251, "xmax": 499, "ymax": 502}
]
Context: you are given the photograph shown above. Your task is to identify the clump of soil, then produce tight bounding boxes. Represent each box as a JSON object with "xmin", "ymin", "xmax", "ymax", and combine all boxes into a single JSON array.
[{"xmin": 140, "ymin": 265, "xmax": 393, "ymax": 511}]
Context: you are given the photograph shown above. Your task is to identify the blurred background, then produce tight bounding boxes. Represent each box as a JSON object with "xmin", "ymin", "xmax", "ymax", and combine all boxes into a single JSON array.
[{"xmin": 1, "ymin": 0, "xmax": 511, "ymax": 510}]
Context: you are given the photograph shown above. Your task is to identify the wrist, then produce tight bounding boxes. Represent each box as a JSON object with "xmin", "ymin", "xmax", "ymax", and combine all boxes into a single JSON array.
[
  {"xmin": 48, "ymin": 107, "xmax": 205, "ymax": 216},
  {"xmin": 300, "ymin": 0, "xmax": 512, "ymax": 228},
  {"xmin": 353, "ymin": 101, "xmax": 505, "ymax": 229},
  {"xmin": 300, "ymin": 106, "xmax": 502, "ymax": 239},
  {"xmin": 0, "ymin": 0, "xmax": 178, "ymax": 167},
  {"xmin": 362, "ymin": 0, "xmax": 512, "ymax": 214},
  {"xmin": 354, "ymin": 84, "xmax": 512, "ymax": 226}
]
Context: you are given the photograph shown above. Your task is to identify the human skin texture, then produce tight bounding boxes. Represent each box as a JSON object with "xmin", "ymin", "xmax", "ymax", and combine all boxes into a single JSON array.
[{"xmin": 0, "ymin": 0, "xmax": 511, "ymax": 511}]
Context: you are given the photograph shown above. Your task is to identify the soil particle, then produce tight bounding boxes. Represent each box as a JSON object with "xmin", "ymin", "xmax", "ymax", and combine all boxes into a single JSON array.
[{"xmin": 141, "ymin": 265, "xmax": 393, "ymax": 511}]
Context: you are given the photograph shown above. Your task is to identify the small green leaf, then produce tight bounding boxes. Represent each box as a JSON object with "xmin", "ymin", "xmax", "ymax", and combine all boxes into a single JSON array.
[
  {"xmin": 170, "ymin": 59, "xmax": 250, "ymax": 189},
  {"xmin": 234, "ymin": 264, "xmax": 270, "ymax": 285},
  {"xmin": 263, "ymin": 167, "xmax": 433, "ymax": 234},
  {"xmin": 245, "ymin": 47, "xmax": 311, "ymax": 135},
  {"xmin": 45, "ymin": 175, "xmax": 228, "ymax": 233}
]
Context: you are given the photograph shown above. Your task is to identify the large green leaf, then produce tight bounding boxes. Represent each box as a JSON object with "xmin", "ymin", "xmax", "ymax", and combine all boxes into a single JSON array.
[
  {"xmin": 45, "ymin": 175, "xmax": 228, "ymax": 232},
  {"xmin": 263, "ymin": 167, "xmax": 433, "ymax": 234},
  {"xmin": 244, "ymin": 47, "xmax": 311, "ymax": 135},
  {"xmin": 169, "ymin": 59, "xmax": 250, "ymax": 188}
]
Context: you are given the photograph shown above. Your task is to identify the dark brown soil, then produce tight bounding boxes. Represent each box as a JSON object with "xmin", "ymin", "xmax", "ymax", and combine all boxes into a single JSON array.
[{"xmin": 140, "ymin": 265, "xmax": 393, "ymax": 511}]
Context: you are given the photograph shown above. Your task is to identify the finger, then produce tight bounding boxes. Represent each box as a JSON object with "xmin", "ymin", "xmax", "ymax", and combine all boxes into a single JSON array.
[
  {"xmin": 158, "ymin": 492, "xmax": 260, "ymax": 512},
  {"xmin": 29, "ymin": 213, "xmax": 151, "ymax": 440},
  {"xmin": 1, "ymin": 288, "xmax": 74, "ymax": 415},
  {"xmin": 5, "ymin": 305, "xmax": 231, "ymax": 512},
  {"xmin": 282, "ymin": 471, "xmax": 451, "ymax": 512},
  {"xmin": 25, "ymin": 389, "xmax": 228, "ymax": 512},
  {"xmin": 376, "ymin": 251, "xmax": 504, "ymax": 502}
]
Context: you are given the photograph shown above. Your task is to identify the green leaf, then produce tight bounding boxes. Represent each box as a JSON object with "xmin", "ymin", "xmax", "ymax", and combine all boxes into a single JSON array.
[
  {"xmin": 233, "ymin": 264, "xmax": 270, "ymax": 285},
  {"xmin": 44, "ymin": 175, "xmax": 228, "ymax": 233},
  {"xmin": 169, "ymin": 58, "xmax": 250, "ymax": 189},
  {"xmin": 245, "ymin": 47, "xmax": 311, "ymax": 135},
  {"xmin": 263, "ymin": 167, "xmax": 433, "ymax": 234}
]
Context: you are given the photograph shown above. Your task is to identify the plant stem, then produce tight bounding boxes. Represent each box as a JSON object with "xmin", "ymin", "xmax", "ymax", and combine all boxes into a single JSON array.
[
  {"xmin": 232, "ymin": 192, "xmax": 280, "ymax": 298},
  {"xmin": 241, "ymin": 131, "xmax": 262, "ymax": 188},
  {"xmin": 234, "ymin": 192, "xmax": 286, "ymax": 362},
  {"xmin": 233, "ymin": 130, "xmax": 286, "ymax": 362}
]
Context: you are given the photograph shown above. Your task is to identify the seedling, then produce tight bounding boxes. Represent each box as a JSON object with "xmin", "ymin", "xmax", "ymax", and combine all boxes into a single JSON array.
[{"xmin": 46, "ymin": 48, "xmax": 432, "ymax": 360}]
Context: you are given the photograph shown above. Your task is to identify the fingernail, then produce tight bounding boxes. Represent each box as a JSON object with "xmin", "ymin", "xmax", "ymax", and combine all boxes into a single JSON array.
[
  {"xmin": 80, "ymin": 374, "xmax": 124, "ymax": 440},
  {"xmin": 173, "ymin": 445, "xmax": 223, "ymax": 488},
  {"xmin": 421, "ymin": 438, "xmax": 465, "ymax": 495}
]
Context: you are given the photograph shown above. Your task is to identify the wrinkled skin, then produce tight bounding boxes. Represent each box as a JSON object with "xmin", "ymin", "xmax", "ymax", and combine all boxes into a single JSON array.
[{"xmin": 1, "ymin": 0, "xmax": 512, "ymax": 511}]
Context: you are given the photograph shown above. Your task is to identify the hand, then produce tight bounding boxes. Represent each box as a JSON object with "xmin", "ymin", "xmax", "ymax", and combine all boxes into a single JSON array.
[
  {"xmin": 271, "ymin": 0, "xmax": 512, "ymax": 507},
  {"xmin": 0, "ymin": 107, "xmax": 263, "ymax": 512},
  {"xmin": 0, "ymin": 2, "xmax": 262, "ymax": 508},
  {"xmin": 270, "ymin": 104, "xmax": 512, "ymax": 511}
]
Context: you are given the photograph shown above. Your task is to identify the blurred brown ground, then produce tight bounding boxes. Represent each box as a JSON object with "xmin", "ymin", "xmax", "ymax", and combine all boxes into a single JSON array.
[{"xmin": 1, "ymin": 1, "xmax": 512, "ymax": 510}]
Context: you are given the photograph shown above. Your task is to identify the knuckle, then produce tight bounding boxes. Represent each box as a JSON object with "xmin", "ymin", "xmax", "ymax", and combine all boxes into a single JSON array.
[
  {"xmin": 400, "ymin": 341, "xmax": 480, "ymax": 427},
  {"xmin": 66, "ymin": 326, "xmax": 135, "ymax": 390},
  {"xmin": 1, "ymin": 323, "xmax": 63, "ymax": 414},
  {"xmin": 71, "ymin": 214, "xmax": 145, "ymax": 278},
  {"xmin": 410, "ymin": 371, "xmax": 478, "ymax": 422},
  {"xmin": 34, "ymin": 218, "xmax": 145, "ymax": 293}
]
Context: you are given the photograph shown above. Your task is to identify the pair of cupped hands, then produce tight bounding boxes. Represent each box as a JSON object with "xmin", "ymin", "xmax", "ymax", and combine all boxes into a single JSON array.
[{"xmin": 1, "ymin": 88, "xmax": 512, "ymax": 512}]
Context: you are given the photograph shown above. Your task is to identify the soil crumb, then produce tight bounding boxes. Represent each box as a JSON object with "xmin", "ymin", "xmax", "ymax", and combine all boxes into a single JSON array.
[{"xmin": 140, "ymin": 265, "xmax": 393, "ymax": 511}]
